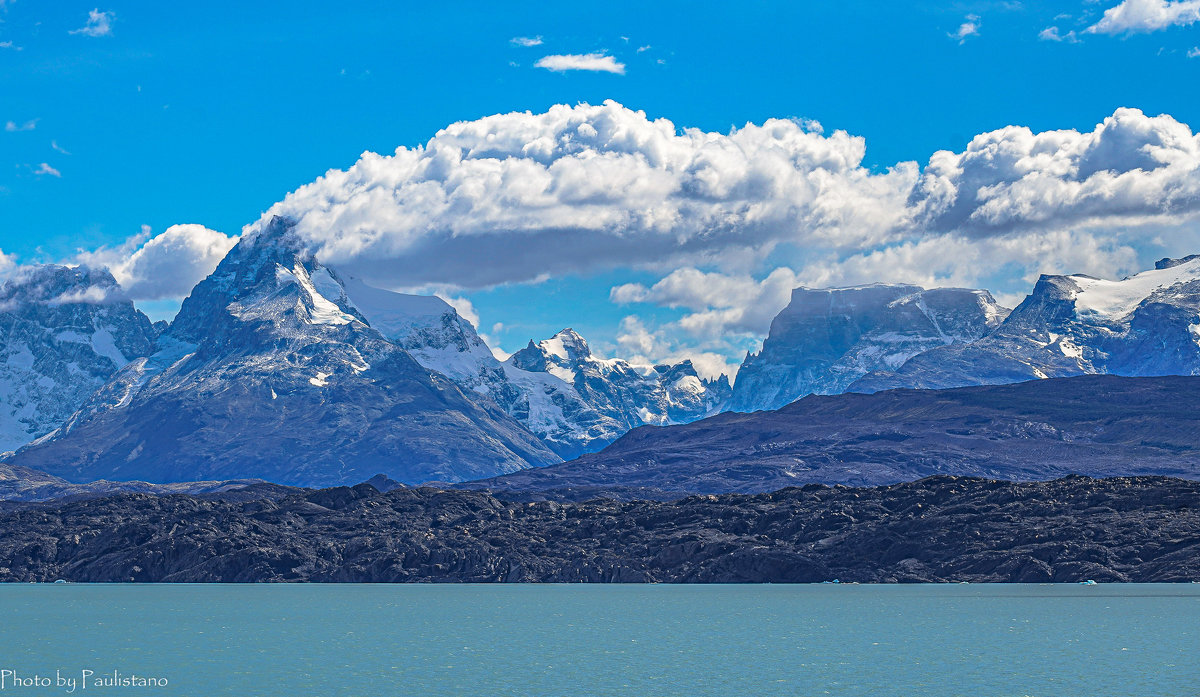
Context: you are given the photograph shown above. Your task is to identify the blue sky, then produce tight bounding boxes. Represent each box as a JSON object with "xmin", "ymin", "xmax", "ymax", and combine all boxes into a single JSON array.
[{"xmin": 3, "ymin": 1, "xmax": 1200, "ymax": 375}]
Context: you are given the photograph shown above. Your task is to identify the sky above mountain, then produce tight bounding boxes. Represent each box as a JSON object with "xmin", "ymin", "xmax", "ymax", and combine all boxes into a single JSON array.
[{"xmin": 3, "ymin": 0, "xmax": 1200, "ymax": 376}]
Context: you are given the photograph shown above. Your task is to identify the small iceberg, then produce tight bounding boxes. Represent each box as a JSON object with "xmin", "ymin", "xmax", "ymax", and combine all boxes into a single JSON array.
[{"xmin": 1079, "ymin": 579, "xmax": 1097, "ymax": 585}]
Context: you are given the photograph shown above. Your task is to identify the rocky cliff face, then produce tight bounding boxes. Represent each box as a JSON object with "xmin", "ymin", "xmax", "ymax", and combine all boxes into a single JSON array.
[
  {"xmin": 506, "ymin": 329, "xmax": 731, "ymax": 432},
  {"xmin": 850, "ymin": 256, "xmax": 1200, "ymax": 392},
  {"xmin": 0, "ymin": 265, "xmax": 157, "ymax": 453},
  {"xmin": 5, "ymin": 218, "xmax": 559, "ymax": 487},
  {"xmin": 729, "ymin": 285, "xmax": 1006, "ymax": 412}
]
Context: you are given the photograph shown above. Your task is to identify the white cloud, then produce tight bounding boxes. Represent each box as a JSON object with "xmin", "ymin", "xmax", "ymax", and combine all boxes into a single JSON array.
[
  {"xmin": 950, "ymin": 16, "xmax": 981, "ymax": 43},
  {"xmin": 5, "ymin": 118, "xmax": 37, "ymax": 132},
  {"xmin": 1086, "ymin": 0, "xmax": 1200, "ymax": 34},
  {"xmin": 0, "ymin": 40, "xmax": 21, "ymax": 51},
  {"xmin": 75, "ymin": 224, "xmax": 238, "ymax": 301},
  {"xmin": 252, "ymin": 100, "xmax": 914, "ymax": 290},
  {"xmin": 614, "ymin": 316, "xmax": 736, "ymax": 379},
  {"xmin": 510, "ymin": 36, "xmax": 543, "ymax": 47},
  {"xmin": 69, "ymin": 8, "xmax": 114, "ymax": 37},
  {"xmin": 0, "ymin": 249, "xmax": 15, "ymax": 283},
  {"xmin": 1039, "ymin": 26, "xmax": 1080, "ymax": 42},
  {"xmin": 51, "ymin": 140, "xmax": 70, "ymax": 154},
  {"xmin": 909, "ymin": 107, "xmax": 1200, "ymax": 238},
  {"xmin": 34, "ymin": 163, "xmax": 61, "ymax": 177},
  {"xmin": 534, "ymin": 53, "xmax": 625, "ymax": 74},
  {"xmin": 1189, "ymin": 46, "xmax": 1200, "ymax": 57}
]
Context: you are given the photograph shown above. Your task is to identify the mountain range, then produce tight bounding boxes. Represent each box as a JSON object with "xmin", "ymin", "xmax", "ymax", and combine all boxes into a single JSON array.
[
  {"xmin": 3, "ymin": 216, "xmax": 1200, "ymax": 492},
  {"xmin": 460, "ymin": 374, "xmax": 1200, "ymax": 499}
]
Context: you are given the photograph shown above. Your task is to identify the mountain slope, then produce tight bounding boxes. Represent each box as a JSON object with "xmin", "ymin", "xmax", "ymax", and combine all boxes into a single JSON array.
[
  {"xmin": 850, "ymin": 256, "xmax": 1200, "ymax": 392},
  {"xmin": 5, "ymin": 219, "xmax": 559, "ymax": 486},
  {"xmin": 0, "ymin": 265, "xmax": 157, "ymax": 453},
  {"xmin": 460, "ymin": 374, "xmax": 1200, "ymax": 498},
  {"xmin": 729, "ymin": 284, "xmax": 1006, "ymax": 412},
  {"xmin": 339, "ymin": 280, "xmax": 624, "ymax": 459}
]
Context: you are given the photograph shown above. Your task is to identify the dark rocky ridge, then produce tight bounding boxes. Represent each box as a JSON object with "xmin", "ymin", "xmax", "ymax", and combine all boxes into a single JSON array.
[
  {"xmin": 0, "ymin": 462, "xmax": 267, "ymax": 503},
  {"xmin": 461, "ymin": 375, "xmax": 1200, "ymax": 499},
  {"xmin": 0, "ymin": 475, "xmax": 1197, "ymax": 583}
]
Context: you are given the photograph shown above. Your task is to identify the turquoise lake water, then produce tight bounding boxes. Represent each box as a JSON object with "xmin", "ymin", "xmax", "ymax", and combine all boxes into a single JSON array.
[{"xmin": 0, "ymin": 584, "xmax": 1197, "ymax": 696}]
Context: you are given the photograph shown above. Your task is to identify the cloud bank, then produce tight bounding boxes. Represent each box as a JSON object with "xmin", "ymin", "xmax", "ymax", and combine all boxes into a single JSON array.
[
  {"xmin": 252, "ymin": 100, "xmax": 913, "ymax": 289},
  {"xmin": 253, "ymin": 101, "xmax": 1200, "ymax": 292}
]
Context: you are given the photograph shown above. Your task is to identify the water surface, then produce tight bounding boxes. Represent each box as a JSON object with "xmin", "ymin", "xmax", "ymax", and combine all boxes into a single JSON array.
[{"xmin": 0, "ymin": 584, "xmax": 1196, "ymax": 696}]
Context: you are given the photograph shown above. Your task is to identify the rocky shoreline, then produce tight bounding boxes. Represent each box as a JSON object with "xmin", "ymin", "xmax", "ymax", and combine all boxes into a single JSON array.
[{"xmin": 0, "ymin": 475, "xmax": 1197, "ymax": 583}]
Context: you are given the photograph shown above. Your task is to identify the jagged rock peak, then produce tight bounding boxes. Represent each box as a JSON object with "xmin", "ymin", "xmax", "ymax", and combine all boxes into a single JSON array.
[{"xmin": 0, "ymin": 264, "xmax": 123, "ymax": 305}]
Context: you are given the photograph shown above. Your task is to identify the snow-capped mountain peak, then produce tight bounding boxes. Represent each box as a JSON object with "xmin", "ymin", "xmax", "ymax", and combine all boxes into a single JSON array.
[
  {"xmin": 0, "ymin": 264, "xmax": 157, "ymax": 452},
  {"xmin": 849, "ymin": 254, "xmax": 1200, "ymax": 392},
  {"xmin": 7, "ymin": 222, "xmax": 559, "ymax": 486}
]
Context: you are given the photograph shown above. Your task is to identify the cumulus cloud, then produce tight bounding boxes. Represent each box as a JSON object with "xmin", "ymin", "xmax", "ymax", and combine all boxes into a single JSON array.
[
  {"xmin": 1086, "ymin": 0, "xmax": 1200, "ymax": 34},
  {"xmin": 75, "ymin": 224, "xmax": 238, "ymax": 301},
  {"xmin": 70, "ymin": 8, "xmax": 114, "ymax": 37},
  {"xmin": 510, "ymin": 36, "xmax": 543, "ymax": 47},
  {"xmin": 908, "ymin": 107, "xmax": 1200, "ymax": 238},
  {"xmin": 950, "ymin": 16, "xmax": 981, "ymax": 43},
  {"xmin": 534, "ymin": 53, "xmax": 625, "ymax": 73},
  {"xmin": 252, "ymin": 101, "xmax": 914, "ymax": 290}
]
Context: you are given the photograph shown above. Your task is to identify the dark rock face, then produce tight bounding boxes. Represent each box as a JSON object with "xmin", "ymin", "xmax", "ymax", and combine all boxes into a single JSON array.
[
  {"xmin": 0, "ymin": 265, "xmax": 157, "ymax": 452},
  {"xmin": 4, "ymin": 219, "xmax": 559, "ymax": 487},
  {"xmin": 462, "ymin": 375, "xmax": 1200, "ymax": 498},
  {"xmin": 729, "ymin": 285, "xmax": 1006, "ymax": 412},
  {"xmin": 0, "ymin": 476, "xmax": 1196, "ymax": 583},
  {"xmin": 850, "ymin": 257, "xmax": 1200, "ymax": 393}
]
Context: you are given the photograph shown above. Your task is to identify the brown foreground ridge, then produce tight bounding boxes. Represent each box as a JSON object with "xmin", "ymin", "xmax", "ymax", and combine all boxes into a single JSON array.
[{"xmin": 0, "ymin": 475, "xmax": 1197, "ymax": 583}]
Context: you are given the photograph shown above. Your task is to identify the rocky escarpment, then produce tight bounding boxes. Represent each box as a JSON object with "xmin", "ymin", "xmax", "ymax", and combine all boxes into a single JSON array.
[
  {"xmin": 730, "ymin": 284, "xmax": 1005, "ymax": 412},
  {"xmin": 0, "ymin": 475, "xmax": 1196, "ymax": 583}
]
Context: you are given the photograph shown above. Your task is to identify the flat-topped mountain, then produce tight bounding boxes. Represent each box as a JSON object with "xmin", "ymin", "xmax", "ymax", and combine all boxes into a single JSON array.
[{"xmin": 728, "ymin": 284, "xmax": 1006, "ymax": 412}]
